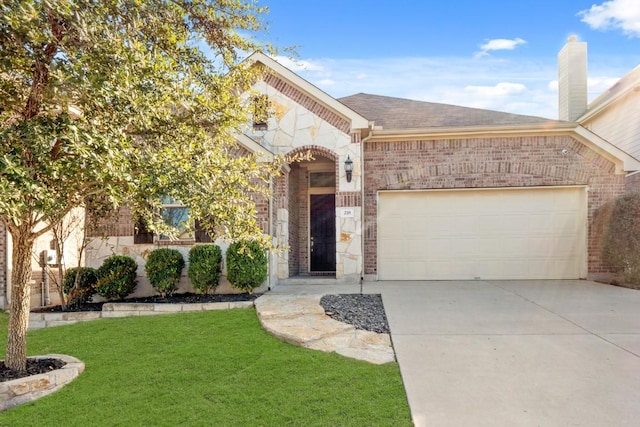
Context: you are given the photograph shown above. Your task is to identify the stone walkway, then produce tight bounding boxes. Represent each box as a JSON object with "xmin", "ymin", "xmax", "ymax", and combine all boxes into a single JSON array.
[{"xmin": 254, "ymin": 294, "xmax": 396, "ymax": 364}]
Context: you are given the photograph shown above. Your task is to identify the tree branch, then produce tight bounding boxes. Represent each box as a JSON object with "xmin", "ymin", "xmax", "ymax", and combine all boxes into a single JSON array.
[{"xmin": 22, "ymin": 12, "xmax": 64, "ymax": 121}]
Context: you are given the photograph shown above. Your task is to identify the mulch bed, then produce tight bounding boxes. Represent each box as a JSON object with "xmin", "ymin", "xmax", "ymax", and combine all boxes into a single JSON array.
[{"xmin": 0, "ymin": 358, "xmax": 66, "ymax": 383}]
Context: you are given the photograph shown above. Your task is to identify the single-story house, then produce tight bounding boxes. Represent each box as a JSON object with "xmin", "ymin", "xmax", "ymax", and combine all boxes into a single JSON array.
[{"xmin": 1, "ymin": 36, "xmax": 639, "ymax": 307}]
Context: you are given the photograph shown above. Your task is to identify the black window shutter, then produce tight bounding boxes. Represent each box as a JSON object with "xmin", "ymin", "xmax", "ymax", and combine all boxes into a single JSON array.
[
  {"xmin": 134, "ymin": 219, "xmax": 154, "ymax": 244},
  {"xmin": 195, "ymin": 219, "xmax": 212, "ymax": 243}
]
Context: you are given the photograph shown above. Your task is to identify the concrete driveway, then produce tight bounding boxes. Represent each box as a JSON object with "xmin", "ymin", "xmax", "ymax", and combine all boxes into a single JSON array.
[{"xmin": 378, "ymin": 280, "xmax": 640, "ymax": 427}]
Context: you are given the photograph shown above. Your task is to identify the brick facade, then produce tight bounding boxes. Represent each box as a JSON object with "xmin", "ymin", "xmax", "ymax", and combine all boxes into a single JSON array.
[
  {"xmin": 86, "ymin": 207, "xmax": 134, "ymax": 238},
  {"xmin": 363, "ymin": 135, "xmax": 625, "ymax": 277}
]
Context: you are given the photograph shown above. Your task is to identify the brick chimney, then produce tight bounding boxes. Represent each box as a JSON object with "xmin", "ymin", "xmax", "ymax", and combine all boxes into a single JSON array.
[{"xmin": 558, "ymin": 35, "xmax": 587, "ymax": 121}]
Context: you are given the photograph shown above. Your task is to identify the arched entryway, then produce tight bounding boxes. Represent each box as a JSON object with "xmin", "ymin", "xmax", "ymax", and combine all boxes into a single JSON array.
[{"xmin": 287, "ymin": 146, "xmax": 338, "ymax": 277}]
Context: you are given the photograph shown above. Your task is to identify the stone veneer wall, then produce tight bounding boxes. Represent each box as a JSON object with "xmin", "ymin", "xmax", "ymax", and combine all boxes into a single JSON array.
[{"xmin": 363, "ymin": 135, "xmax": 625, "ymax": 277}]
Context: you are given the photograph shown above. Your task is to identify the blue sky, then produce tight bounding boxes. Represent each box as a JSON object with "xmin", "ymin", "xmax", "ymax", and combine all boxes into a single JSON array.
[{"xmin": 253, "ymin": 0, "xmax": 640, "ymax": 119}]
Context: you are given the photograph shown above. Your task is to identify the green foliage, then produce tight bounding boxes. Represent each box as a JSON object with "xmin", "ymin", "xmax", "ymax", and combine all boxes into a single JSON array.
[
  {"xmin": 95, "ymin": 255, "xmax": 138, "ymax": 300},
  {"xmin": 0, "ymin": 0, "xmax": 282, "ymax": 369},
  {"xmin": 226, "ymin": 240, "xmax": 268, "ymax": 293},
  {"xmin": 188, "ymin": 244, "xmax": 223, "ymax": 294},
  {"xmin": 599, "ymin": 193, "xmax": 640, "ymax": 288},
  {"xmin": 145, "ymin": 248, "xmax": 185, "ymax": 297},
  {"xmin": 63, "ymin": 267, "xmax": 98, "ymax": 307}
]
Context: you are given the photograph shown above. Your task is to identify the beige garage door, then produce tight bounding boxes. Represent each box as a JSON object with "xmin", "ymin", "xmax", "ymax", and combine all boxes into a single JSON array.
[{"xmin": 378, "ymin": 187, "xmax": 587, "ymax": 280}]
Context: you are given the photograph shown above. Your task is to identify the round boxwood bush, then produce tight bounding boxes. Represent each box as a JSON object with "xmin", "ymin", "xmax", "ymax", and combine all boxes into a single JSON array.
[
  {"xmin": 95, "ymin": 255, "xmax": 138, "ymax": 300},
  {"xmin": 63, "ymin": 267, "xmax": 98, "ymax": 306},
  {"xmin": 226, "ymin": 240, "xmax": 267, "ymax": 293},
  {"xmin": 188, "ymin": 245, "xmax": 223, "ymax": 294},
  {"xmin": 145, "ymin": 248, "xmax": 185, "ymax": 297}
]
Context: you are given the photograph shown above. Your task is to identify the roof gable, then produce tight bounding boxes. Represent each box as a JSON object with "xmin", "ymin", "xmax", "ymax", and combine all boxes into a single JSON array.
[{"xmin": 244, "ymin": 52, "xmax": 369, "ymax": 131}]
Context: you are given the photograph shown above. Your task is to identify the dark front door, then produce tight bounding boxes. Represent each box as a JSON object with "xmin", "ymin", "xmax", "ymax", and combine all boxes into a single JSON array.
[{"xmin": 310, "ymin": 194, "xmax": 336, "ymax": 272}]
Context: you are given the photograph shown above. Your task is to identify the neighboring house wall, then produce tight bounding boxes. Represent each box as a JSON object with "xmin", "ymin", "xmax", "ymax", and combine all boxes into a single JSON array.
[
  {"xmin": 579, "ymin": 74, "xmax": 640, "ymax": 194},
  {"xmin": 363, "ymin": 135, "xmax": 625, "ymax": 278},
  {"xmin": 581, "ymin": 93, "xmax": 640, "ymax": 161}
]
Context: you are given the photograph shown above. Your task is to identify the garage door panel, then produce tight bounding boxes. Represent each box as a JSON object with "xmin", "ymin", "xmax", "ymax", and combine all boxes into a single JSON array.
[
  {"xmin": 406, "ymin": 239, "xmax": 429, "ymax": 259},
  {"xmin": 555, "ymin": 213, "xmax": 582, "ymax": 233},
  {"xmin": 378, "ymin": 188, "xmax": 586, "ymax": 280},
  {"xmin": 379, "ymin": 238, "xmax": 404, "ymax": 259},
  {"xmin": 527, "ymin": 214, "xmax": 556, "ymax": 233},
  {"xmin": 379, "ymin": 218, "xmax": 404, "ymax": 237},
  {"xmin": 495, "ymin": 237, "xmax": 531, "ymax": 255}
]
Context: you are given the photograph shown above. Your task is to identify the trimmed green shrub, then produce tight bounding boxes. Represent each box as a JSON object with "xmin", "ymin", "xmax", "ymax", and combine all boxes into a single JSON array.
[
  {"xmin": 145, "ymin": 248, "xmax": 185, "ymax": 297},
  {"xmin": 63, "ymin": 267, "xmax": 98, "ymax": 306},
  {"xmin": 96, "ymin": 255, "xmax": 138, "ymax": 300},
  {"xmin": 599, "ymin": 192, "xmax": 640, "ymax": 288},
  {"xmin": 188, "ymin": 245, "xmax": 223, "ymax": 294},
  {"xmin": 226, "ymin": 240, "xmax": 267, "ymax": 293}
]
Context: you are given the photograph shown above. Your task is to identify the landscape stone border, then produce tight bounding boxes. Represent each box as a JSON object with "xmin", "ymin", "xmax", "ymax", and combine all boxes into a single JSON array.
[
  {"xmin": 28, "ymin": 301, "xmax": 255, "ymax": 330},
  {"xmin": 0, "ymin": 354, "xmax": 84, "ymax": 412},
  {"xmin": 255, "ymin": 294, "xmax": 396, "ymax": 364}
]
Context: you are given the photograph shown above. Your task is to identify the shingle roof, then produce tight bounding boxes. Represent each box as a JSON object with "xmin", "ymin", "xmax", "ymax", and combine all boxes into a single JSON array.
[{"xmin": 338, "ymin": 93, "xmax": 557, "ymax": 129}]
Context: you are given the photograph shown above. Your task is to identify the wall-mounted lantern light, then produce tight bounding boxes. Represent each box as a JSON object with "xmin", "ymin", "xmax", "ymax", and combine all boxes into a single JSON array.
[{"xmin": 344, "ymin": 155, "xmax": 353, "ymax": 183}]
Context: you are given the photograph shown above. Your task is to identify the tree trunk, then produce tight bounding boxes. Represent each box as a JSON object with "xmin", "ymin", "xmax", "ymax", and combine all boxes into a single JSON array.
[{"xmin": 5, "ymin": 228, "xmax": 35, "ymax": 371}]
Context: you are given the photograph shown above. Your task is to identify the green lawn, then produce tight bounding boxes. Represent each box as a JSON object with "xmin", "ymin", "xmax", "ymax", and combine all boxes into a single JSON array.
[{"xmin": 0, "ymin": 309, "xmax": 411, "ymax": 426}]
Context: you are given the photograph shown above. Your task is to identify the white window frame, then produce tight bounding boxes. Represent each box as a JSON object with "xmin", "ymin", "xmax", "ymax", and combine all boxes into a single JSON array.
[{"xmin": 158, "ymin": 197, "xmax": 195, "ymax": 241}]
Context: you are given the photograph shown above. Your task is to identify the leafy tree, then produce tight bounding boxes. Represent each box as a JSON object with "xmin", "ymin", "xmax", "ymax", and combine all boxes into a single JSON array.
[
  {"xmin": 0, "ymin": 0, "xmax": 281, "ymax": 370},
  {"xmin": 599, "ymin": 193, "xmax": 640, "ymax": 287}
]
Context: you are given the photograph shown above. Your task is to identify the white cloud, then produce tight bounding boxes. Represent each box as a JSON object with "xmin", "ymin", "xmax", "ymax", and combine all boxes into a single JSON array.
[
  {"xmin": 273, "ymin": 56, "xmax": 326, "ymax": 72},
  {"xmin": 317, "ymin": 79, "xmax": 335, "ymax": 86},
  {"xmin": 464, "ymin": 82, "xmax": 527, "ymax": 97},
  {"xmin": 578, "ymin": 0, "xmax": 640, "ymax": 37},
  {"xmin": 475, "ymin": 38, "xmax": 526, "ymax": 57}
]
